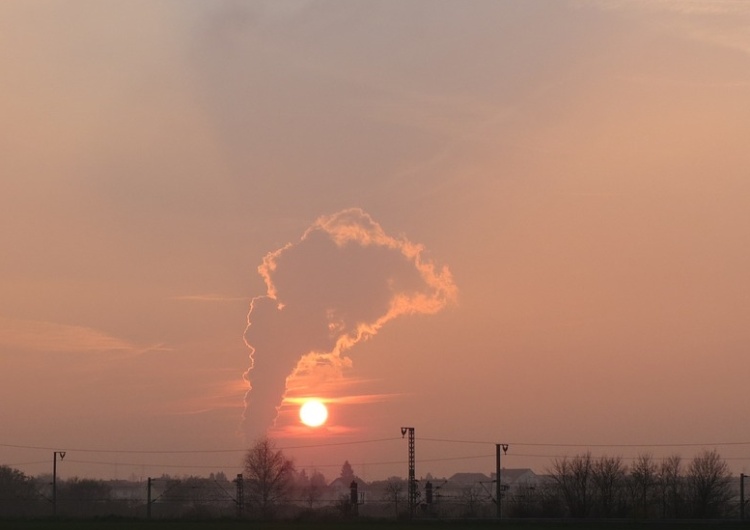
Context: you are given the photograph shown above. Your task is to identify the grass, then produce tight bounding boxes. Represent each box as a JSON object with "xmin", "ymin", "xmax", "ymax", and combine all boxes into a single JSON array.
[{"xmin": 2, "ymin": 519, "xmax": 750, "ymax": 530}]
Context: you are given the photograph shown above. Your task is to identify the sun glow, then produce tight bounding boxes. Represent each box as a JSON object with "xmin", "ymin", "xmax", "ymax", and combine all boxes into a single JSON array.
[{"xmin": 299, "ymin": 399, "xmax": 328, "ymax": 427}]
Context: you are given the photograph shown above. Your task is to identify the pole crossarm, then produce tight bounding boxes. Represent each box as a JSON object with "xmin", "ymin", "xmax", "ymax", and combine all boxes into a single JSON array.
[
  {"xmin": 52, "ymin": 451, "xmax": 66, "ymax": 517},
  {"xmin": 496, "ymin": 443, "xmax": 508, "ymax": 519}
]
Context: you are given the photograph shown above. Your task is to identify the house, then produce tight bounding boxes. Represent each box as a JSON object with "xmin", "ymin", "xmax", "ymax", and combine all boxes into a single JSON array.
[
  {"xmin": 447, "ymin": 472, "xmax": 492, "ymax": 485},
  {"xmin": 328, "ymin": 476, "xmax": 368, "ymax": 503},
  {"xmin": 491, "ymin": 468, "xmax": 539, "ymax": 492}
]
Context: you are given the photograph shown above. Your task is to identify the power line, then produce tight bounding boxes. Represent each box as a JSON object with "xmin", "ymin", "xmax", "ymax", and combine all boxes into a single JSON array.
[
  {"xmin": 512, "ymin": 441, "xmax": 750, "ymax": 448},
  {"xmin": 0, "ymin": 442, "xmax": 246, "ymax": 454},
  {"xmin": 3, "ymin": 436, "xmax": 749, "ymax": 462},
  {"xmin": 280, "ymin": 437, "xmax": 402, "ymax": 450},
  {"xmin": 0, "ymin": 437, "xmax": 402, "ymax": 455},
  {"xmin": 64, "ymin": 459, "xmax": 240, "ymax": 470},
  {"xmin": 419, "ymin": 437, "xmax": 750, "ymax": 448},
  {"xmin": 56, "ymin": 452, "xmax": 496, "ymax": 472}
]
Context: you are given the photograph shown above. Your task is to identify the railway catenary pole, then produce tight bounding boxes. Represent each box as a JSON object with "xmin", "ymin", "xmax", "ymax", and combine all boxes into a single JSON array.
[{"xmin": 401, "ymin": 427, "xmax": 416, "ymax": 517}]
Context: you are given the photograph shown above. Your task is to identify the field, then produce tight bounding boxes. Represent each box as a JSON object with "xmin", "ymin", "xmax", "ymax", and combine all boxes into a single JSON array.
[{"xmin": 2, "ymin": 520, "xmax": 750, "ymax": 530}]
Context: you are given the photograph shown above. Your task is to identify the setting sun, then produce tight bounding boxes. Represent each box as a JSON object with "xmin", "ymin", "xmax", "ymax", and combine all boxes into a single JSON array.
[{"xmin": 299, "ymin": 399, "xmax": 328, "ymax": 427}]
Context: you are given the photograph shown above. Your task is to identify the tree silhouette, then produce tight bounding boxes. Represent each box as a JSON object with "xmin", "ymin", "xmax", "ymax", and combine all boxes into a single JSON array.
[
  {"xmin": 383, "ymin": 477, "xmax": 406, "ymax": 517},
  {"xmin": 297, "ymin": 469, "xmax": 327, "ymax": 508},
  {"xmin": 590, "ymin": 455, "xmax": 626, "ymax": 517},
  {"xmin": 628, "ymin": 453, "xmax": 658, "ymax": 519},
  {"xmin": 549, "ymin": 452, "xmax": 593, "ymax": 517},
  {"xmin": 659, "ymin": 454, "xmax": 685, "ymax": 518},
  {"xmin": 0, "ymin": 466, "xmax": 40, "ymax": 517},
  {"xmin": 243, "ymin": 437, "xmax": 295, "ymax": 519},
  {"xmin": 686, "ymin": 449, "xmax": 732, "ymax": 518},
  {"xmin": 340, "ymin": 460, "xmax": 355, "ymax": 484}
]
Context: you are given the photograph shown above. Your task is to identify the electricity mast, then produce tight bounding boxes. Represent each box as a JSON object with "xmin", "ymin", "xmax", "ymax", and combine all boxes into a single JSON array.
[{"xmin": 401, "ymin": 427, "xmax": 416, "ymax": 517}]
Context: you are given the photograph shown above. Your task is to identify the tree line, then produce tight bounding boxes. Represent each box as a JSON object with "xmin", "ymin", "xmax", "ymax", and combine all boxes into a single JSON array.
[
  {"xmin": 0, "ymin": 440, "xmax": 741, "ymax": 520},
  {"xmin": 521, "ymin": 449, "xmax": 735, "ymax": 519}
]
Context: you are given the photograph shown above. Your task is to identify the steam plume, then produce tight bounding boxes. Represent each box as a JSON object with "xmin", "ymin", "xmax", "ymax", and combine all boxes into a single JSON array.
[{"xmin": 242, "ymin": 208, "xmax": 456, "ymax": 437}]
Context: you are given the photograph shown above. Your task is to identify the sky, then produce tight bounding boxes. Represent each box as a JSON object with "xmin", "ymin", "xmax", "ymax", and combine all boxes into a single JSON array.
[{"xmin": 2, "ymin": 0, "xmax": 750, "ymax": 483}]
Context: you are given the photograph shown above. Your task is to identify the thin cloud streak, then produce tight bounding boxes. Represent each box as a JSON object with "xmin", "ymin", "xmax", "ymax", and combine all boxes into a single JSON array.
[
  {"xmin": 159, "ymin": 379, "xmax": 247, "ymax": 416},
  {"xmin": 171, "ymin": 294, "xmax": 248, "ymax": 302},
  {"xmin": 285, "ymin": 393, "xmax": 403, "ymax": 405},
  {"xmin": 0, "ymin": 317, "xmax": 169, "ymax": 355},
  {"xmin": 575, "ymin": 0, "xmax": 750, "ymax": 16},
  {"xmin": 577, "ymin": 0, "xmax": 750, "ymax": 56}
]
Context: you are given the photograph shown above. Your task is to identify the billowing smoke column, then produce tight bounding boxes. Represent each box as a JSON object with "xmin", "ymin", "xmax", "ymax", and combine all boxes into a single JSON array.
[{"xmin": 243, "ymin": 208, "xmax": 456, "ymax": 438}]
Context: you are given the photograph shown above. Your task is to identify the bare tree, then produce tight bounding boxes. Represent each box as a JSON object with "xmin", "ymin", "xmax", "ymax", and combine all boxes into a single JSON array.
[
  {"xmin": 508, "ymin": 481, "xmax": 540, "ymax": 518},
  {"xmin": 383, "ymin": 477, "xmax": 405, "ymax": 517},
  {"xmin": 460, "ymin": 484, "xmax": 488, "ymax": 518},
  {"xmin": 628, "ymin": 453, "xmax": 658, "ymax": 519},
  {"xmin": 686, "ymin": 449, "xmax": 732, "ymax": 518},
  {"xmin": 590, "ymin": 455, "xmax": 627, "ymax": 517},
  {"xmin": 243, "ymin": 437, "xmax": 295, "ymax": 518},
  {"xmin": 549, "ymin": 452, "xmax": 593, "ymax": 517},
  {"xmin": 658, "ymin": 454, "xmax": 685, "ymax": 518},
  {"xmin": 302, "ymin": 470, "xmax": 327, "ymax": 508}
]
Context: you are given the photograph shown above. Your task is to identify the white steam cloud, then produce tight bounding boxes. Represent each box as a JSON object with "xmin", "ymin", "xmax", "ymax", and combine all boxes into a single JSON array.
[{"xmin": 242, "ymin": 208, "xmax": 456, "ymax": 437}]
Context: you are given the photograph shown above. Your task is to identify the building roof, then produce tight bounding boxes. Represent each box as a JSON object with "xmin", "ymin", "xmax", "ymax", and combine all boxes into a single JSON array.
[
  {"xmin": 491, "ymin": 468, "xmax": 537, "ymax": 484},
  {"xmin": 328, "ymin": 476, "xmax": 367, "ymax": 489},
  {"xmin": 447, "ymin": 472, "xmax": 491, "ymax": 484}
]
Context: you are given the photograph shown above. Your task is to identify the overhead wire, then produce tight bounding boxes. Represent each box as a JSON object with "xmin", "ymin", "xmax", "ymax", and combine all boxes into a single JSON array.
[
  {"xmin": 419, "ymin": 437, "xmax": 750, "ymax": 448},
  {"xmin": 3, "ymin": 436, "xmax": 749, "ymax": 476},
  {"xmin": 0, "ymin": 437, "xmax": 402, "ymax": 455},
  {"xmin": 5, "ymin": 436, "xmax": 750, "ymax": 455}
]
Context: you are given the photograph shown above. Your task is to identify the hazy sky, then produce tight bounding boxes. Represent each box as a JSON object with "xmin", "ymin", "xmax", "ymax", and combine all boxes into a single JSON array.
[{"xmin": 2, "ymin": 0, "xmax": 750, "ymax": 482}]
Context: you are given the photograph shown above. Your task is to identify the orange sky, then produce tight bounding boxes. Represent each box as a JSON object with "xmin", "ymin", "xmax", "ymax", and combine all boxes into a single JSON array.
[{"xmin": 2, "ymin": 1, "xmax": 750, "ymax": 482}]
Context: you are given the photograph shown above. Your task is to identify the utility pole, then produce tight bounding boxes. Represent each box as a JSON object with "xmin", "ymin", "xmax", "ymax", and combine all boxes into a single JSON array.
[
  {"xmin": 401, "ymin": 427, "xmax": 416, "ymax": 517},
  {"xmin": 52, "ymin": 451, "xmax": 66, "ymax": 517},
  {"xmin": 741, "ymin": 473, "xmax": 747, "ymax": 521},
  {"xmin": 496, "ymin": 444, "xmax": 508, "ymax": 520},
  {"xmin": 350, "ymin": 480, "xmax": 359, "ymax": 517},
  {"xmin": 235, "ymin": 474, "xmax": 244, "ymax": 518},
  {"xmin": 147, "ymin": 477, "xmax": 152, "ymax": 519}
]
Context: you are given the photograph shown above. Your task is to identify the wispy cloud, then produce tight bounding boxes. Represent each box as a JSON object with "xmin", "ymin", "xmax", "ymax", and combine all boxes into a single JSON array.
[
  {"xmin": 169, "ymin": 379, "xmax": 248, "ymax": 416},
  {"xmin": 577, "ymin": 0, "xmax": 750, "ymax": 56},
  {"xmin": 0, "ymin": 317, "xmax": 168, "ymax": 355},
  {"xmin": 171, "ymin": 294, "xmax": 248, "ymax": 302},
  {"xmin": 575, "ymin": 0, "xmax": 750, "ymax": 16},
  {"xmin": 284, "ymin": 393, "xmax": 402, "ymax": 406}
]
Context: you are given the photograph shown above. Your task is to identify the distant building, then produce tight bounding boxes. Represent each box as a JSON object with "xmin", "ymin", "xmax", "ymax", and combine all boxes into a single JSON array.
[
  {"xmin": 491, "ymin": 468, "xmax": 540, "ymax": 492},
  {"xmin": 445, "ymin": 468, "xmax": 540, "ymax": 493},
  {"xmin": 328, "ymin": 476, "xmax": 367, "ymax": 502},
  {"xmin": 448, "ymin": 472, "xmax": 492, "ymax": 485}
]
